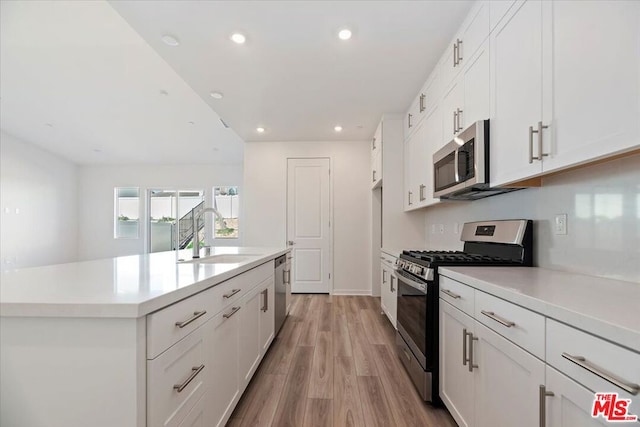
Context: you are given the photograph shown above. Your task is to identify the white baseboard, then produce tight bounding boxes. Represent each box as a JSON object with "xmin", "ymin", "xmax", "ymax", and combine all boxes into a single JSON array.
[{"xmin": 331, "ymin": 289, "xmax": 373, "ymax": 296}]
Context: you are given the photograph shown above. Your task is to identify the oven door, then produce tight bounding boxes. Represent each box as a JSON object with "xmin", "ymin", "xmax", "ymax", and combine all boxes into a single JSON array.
[{"xmin": 395, "ymin": 270, "xmax": 429, "ymax": 369}]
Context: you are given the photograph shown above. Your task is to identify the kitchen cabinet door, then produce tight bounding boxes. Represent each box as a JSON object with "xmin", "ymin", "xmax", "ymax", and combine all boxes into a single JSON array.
[
  {"xmin": 380, "ymin": 263, "xmax": 397, "ymax": 328},
  {"xmin": 474, "ymin": 321, "xmax": 545, "ymax": 427},
  {"xmin": 403, "ymin": 134, "xmax": 416, "ymax": 211},
  {"xmin": 206, "ymin": 306, "xmax": 240, "ymax": 427},
  {"xmin": 420, "ymin": 104, "xmax": 442, "ymax": 207},
  {"xmin": 545, "ymin": 366, "xmax": 609, "ymax": 427},
  {"xmin": 490, "ymin": 0, "xmax": 546, "ymax": 186},
  {"xmin": 259, "ymin": 278, "xmax": 275, "ymax": 354},
  {"xmin": 441, "ymin": 78, "xmax": 464, "ymax": 144},
  {"xmin": 411, "ymin": 117, "xmax": 429, "ymax": 208},
  {"xmin": 238, "ymin": 288, "xmax": 261, "ymax": 389},
  {"xmin": 440, "ymin": 300, "xmax": 475, "ymax": 427},
  {"xmin": 543, "ymin": 0, "xmax": 640, "ymax": 174},
  {"xmin": 461, "ymin": 40, "xmax": 490, "ymax": 131}
]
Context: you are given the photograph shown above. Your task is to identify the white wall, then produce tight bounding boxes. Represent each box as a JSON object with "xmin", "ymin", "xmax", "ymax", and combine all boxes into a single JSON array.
[
  {"xmin": 422, "ymin": 154, "xmax": 640, "ymax": 283},
  {"xmin": 78, "ymin": 163, "xmax": 243, "ymax": 261},
  {"xmin": 0, "ymin": 131, "xmax": 78, "ymax": 269},
  {"xmin": 244, "ymin": 140, "xmax": 371, "ymax": 295}
]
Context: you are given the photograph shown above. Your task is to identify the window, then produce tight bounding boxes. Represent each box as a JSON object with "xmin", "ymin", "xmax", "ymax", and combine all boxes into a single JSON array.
[
  {"xmin": 148, "ymin": 189, "xmax": 205, "ymax": 253},
  {"xmin": 114, "ymin": 187, "xmax": 140, "ymax": 239},
  {"xmin": 213, "ymin": 186, "xmax": 239, "ymax": 239}
]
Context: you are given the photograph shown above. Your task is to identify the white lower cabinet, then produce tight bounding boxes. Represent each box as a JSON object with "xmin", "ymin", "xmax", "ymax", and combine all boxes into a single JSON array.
[
  {"xmin": 146, "ymin": 262, "xmax": 277, "ymax": 427},
  {"xmin": 545, "ymin": 366, "xmax": 609, "ymax": 427},
  {"xmin": 380, "ymin": 254, "xmax": 397, "ymax": 328},
  {"xmin": 474, "ymin": 321, "xmax": 545, "ymax": 427},
  {"xmin": 206, "ymin": 304, "xmax": 240, "ymax": 427},
  {"xmin": 440, "ymin": 300, "xmax": 475, "ymax": 427},
  {"xmin": 259, "ymin": 278, "xmax": 275, "ymax": 354}
]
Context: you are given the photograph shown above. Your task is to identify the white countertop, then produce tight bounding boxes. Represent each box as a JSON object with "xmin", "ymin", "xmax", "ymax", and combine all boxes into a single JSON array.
[
  {"xmin": 0, "ymin": 247, "xmax": 289, "ymax": 319},
  {"xmin": 381, "ymin": 247, "xmax": 403, "ymax": 258},
  {"xmin": 439, "ymin": 267, "xmax": 640, "ymax": 353}
]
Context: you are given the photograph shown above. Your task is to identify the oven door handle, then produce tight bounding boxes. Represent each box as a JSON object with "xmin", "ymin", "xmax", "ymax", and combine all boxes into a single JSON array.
[{"xmin": 395, "ymin": 270, "xmax": 428, "ymax": 294}]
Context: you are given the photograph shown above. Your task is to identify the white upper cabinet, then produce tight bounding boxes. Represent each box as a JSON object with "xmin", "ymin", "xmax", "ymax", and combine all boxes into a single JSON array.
[
  {"xmin": 442, "ymin": 77, "xmax": 465, "ymax": 143},
  {"xmin": 371, "ymin": 121, "xmax": 383, "ymax": 189},
  {"xmin": 543, "ymin": 0, "xmax": 640, "ymax": 173},
  {"xmin": 491, "ymin": 0, "xmax": 640, "ymax": 187},
  {"xmin": 490, "ymin": 0, "xmax": 546, "ymax": 186},
  {"xmin": 441, "ymin": 1, "xmax": 490, "ymax": 90},
  {"xmin": 462, "ymin": 40, "xmax": 490, "ymax": 133}
]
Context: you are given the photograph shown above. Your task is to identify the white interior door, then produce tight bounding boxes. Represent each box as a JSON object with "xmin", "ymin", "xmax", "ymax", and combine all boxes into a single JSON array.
[{"xmin": 287, "ymin": 158, "xmax": 331, "ymax": 294}]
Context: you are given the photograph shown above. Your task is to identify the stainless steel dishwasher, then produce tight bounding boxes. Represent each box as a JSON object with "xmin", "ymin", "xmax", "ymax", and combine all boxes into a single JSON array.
[{"xmin": 274, "ymin": 254, "xmax": 287, "ymax": 335}]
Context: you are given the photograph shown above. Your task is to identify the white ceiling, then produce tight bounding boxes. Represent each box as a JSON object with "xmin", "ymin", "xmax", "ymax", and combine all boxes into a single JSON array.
[
  {"xmin": 110, "ymin": 0, "xmax": 473, "ymax": 142},
  {"xmin": 0, "ymin": 1, "xmax": 473, "ymax": 165},
  {"xmin": 0, "ymin": 1, "xmax": 244, "ymax": 165}
]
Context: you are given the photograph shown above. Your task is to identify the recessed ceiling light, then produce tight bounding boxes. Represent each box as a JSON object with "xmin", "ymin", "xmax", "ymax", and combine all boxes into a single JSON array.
[
  {"xmin": 188, "ymin": 121, "xmax": 195, "ymax": 125},
  {"xmin": 45, "ymin": 123, "xmax": 53, "ymax": 128},
  {"xmin": 210, "ymin": 91, "xmax": 224, "ymax": 99},
  {"xmin": 161, "ymin": 34, "xmax": 180, "ymax": 47},
  {"xmin": 213, "ymin": 147, "xmax": 219, "ymax": 152},
  {"xmin": 338, "ymin": 29, "xmax": 352, "ymax": 41},
  {"xmin": 256, "ymin": 127, "xmax": 265, "ymax": 133},
  {"xmin": 334, "ymin": 125, "xmax": 343, "ymax": 132},
  {"xmin": 93, "ymin": 148, "xmax": 102, "ymax": 153},
  {"xmin": 159, "ymin": 90, "xmax": 169, "ymax": 96},
  {"xmin": 231, "ymin": 33, "xmax": 246, "ymax": 44}
]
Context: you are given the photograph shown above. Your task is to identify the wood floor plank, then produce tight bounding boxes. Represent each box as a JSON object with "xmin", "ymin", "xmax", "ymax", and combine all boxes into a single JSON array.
[
  {"xmin": 318, "ymin": 299, "xmax": 333, "ymax": 332},
  {"xmin": 333, "ymin": 357, "xmax": 365, "ymax": 427},
  {"xmin": 332, "ymin": 313, "xmax": 353, "ymax": 357},
  {"xmin": 371, "ymin": 344, "xmax": 432, "ymax": 427},
  {"xmin": 303, "ymin": 398, "xmax": 333, "ymax": 427},
  {"xmin": 357, "ymin": 376, "xmax": 397, "ymax": 427},
  {"xmin": 238, "ymin": 374, "xmax": 286, "ymax": 427},
  {"xmin": 298, "ymin": 314, "xmax": 319, "ymax": 347},
  {"xmin": 262, "ymin": 319, "xmax": 303, "ymax": 375},
  {"xmin": 272, "ymin": 346, "xmax": 314, "ymax": 427},
  {"xmin": 347, "ymin": 320, "xmax": 379, "ymax": 376},
  {"xmin": 360, "ymin": 308, "xmax": 388, "ymax": 345},
  {"xmin": 308, "ymin": 331, "xmax": 333, "ymax": 399},
  {"xmin": 344, "ymin": 296, "xmax": 361, "ymax": 325}
]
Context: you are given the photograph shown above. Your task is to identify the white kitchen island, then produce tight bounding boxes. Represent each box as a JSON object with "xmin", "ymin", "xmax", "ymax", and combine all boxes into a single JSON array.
[{"xmin": 0, "ymin": 247, "xmax": 289, "ymax": 427}]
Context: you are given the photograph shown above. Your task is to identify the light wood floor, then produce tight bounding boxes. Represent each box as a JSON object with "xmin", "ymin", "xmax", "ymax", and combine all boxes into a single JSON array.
[{"xmin": 227, "ymin": 294, "xmax": 456, "ymax": 427}]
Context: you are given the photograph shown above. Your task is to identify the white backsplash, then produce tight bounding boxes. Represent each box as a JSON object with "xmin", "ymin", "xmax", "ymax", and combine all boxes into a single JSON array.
[{"xmin": 423, "ymin": 154, "xmax": 640, "ymax": 283}]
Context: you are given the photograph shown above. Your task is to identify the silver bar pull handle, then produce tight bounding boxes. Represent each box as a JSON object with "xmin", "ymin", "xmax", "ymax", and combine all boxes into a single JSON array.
[
  {"xmin": 457, "ymin": 39, "xmax": 463, "ymax": 63},
  {"xmin": 561, "ymin": 353, "xmax": 640, "ymax": 395},
  {"xmin": 261, "ymin": 289, "xmax": 268, "ymax": 312},
  {"xmin": 481, "ymin": 310, "xmax": 516, "ymax": 328},
  {"xmin": 453, "ymin": 42, "xmax": 458, "ymax": 67},
  {"xmin": 442, "ymin": 289, "xmax": 461, "ymax": 299},
  {"xmin": 372, "ymin": 137, "xmax": 376, "ymax": 150},
  {"xmin": 419, "ymin": 184, "xmax": 426, "ymax": 201},
  {"xmin": 175, "ymin": 310, "xmax": 207, "ymax": 328},
  {"xmin": 390, "ymin": 276, "xmax": 395, "ymax": 293},
  {"xmin": 223, "ymin": 306, "xmax": 241, "ymax": 319},
  {"xmin": 408, "ymin": 113, "xmax": 413, "ymax": 128},
  {"xmin": 529, "ymin": 126, "xmax": 535, "ymax": 163},
  {"xmin": 372, "ymin": 170, "xmax": 376, "ymax": 182},
  {"xmin": 453, "ymin": 110, "xmax": 458, "ymax": 134},
  {"xmin": 463, "ymin": 328, "xmax": 469, "ymax": 366},
  {"xmin": 538, "ymin": 121, "xmax": 549, "ymax": 160},
  {"xmin": 456, "ymin": 108, "xmax": 463, "ymax": 132},
  {"xmin": 539, "ymin": 385, "xmax": 554, "ymax": 427},
  {"xmin": 419, "ymin": 93, "xmax": 426, "ymax": 113},
  {"xmin": 468, "ymin": 333, "xmax": 478, "ymax": 372},
  {"xmin": 408, "ymin": 191, "xmax": 413, "ymax": 206},
  {"xmin": 284, "ymin": 269, "xmax": 291, "ymax": 284},
  {"xmin": 223, "ymin": 288, "xmax": 241, "ymax": 299},
  {"xmin": 173, "ymin": 364, "xmax": 205, "ymax": 393},
  {"xmin": 382, "ymin": 270, "xmax": 387, "ymax": 284}
]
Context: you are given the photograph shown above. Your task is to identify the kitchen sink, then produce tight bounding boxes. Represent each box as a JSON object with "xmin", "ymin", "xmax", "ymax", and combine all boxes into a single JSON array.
[{"xmin": 179, "ymin": 254, "xmax": 260, "ymax": 264}]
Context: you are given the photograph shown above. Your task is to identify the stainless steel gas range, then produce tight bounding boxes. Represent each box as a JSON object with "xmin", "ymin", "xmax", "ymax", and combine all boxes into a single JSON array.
[{"xmin": 394, "ymin": 219, "xmax": 533, "ymax": 403}]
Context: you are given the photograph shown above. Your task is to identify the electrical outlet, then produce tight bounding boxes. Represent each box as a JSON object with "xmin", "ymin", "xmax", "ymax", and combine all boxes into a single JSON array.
[{"xmin": 554, "ymin": 214, "xmax": 567, "ymax": 235}]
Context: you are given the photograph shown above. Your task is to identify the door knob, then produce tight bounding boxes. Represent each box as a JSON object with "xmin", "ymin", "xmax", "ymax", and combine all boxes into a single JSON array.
[{"xmin": 287, "ymin": 240, "xmax": 296, "ymax": 246}]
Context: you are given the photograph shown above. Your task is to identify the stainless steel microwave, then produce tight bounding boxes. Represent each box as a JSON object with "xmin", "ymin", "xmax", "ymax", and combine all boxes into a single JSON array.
[{"xmin": 433, "ymin": 120, "xmax": 519, "ymax": 200}]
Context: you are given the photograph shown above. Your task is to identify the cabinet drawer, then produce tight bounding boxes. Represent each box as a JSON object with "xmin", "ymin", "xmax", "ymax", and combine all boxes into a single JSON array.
[
  {"xmin": 147, "ymin": 262, "xmax": 273, "ymax": 358},
  {"xmin": 474, "ymin": 290, "xmax": 544, "ymax": 358},
  {"xmin": 177, "ymin": 392, "xmax": 207, "ymax": 427},
  {"xmin": 148, "ymin": 327, "xmax": 206, "ymax": 427},
  {"xmin": 439, "ymin": 276, "xmax": 474, "ymax": 316},
  {"xmin": 147, "ymin": 287, "xmax": 213, "ymax": 360},
  {"xmin": 547, "ymin": 319, "xmax": 640, "ymax": 416}
]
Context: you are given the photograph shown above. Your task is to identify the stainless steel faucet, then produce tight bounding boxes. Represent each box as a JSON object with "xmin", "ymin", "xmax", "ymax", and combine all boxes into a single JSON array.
[{"xmin": 192, "ymin": 207, "xmax": 226, "ymax": 258}]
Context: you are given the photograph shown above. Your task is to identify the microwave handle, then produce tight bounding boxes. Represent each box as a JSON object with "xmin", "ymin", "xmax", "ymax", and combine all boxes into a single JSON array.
[{"xmin": 454, "ymin": 147, "xmax": 460, "ymax": 183}]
